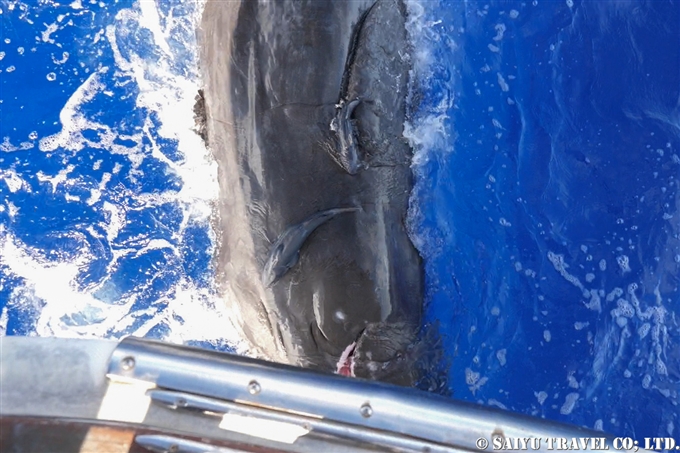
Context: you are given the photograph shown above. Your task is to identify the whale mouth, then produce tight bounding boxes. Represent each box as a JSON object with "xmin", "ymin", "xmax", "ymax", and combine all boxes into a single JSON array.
[
  {"xmin": 336, "ymin": 341, "xmax": 357, "ymax": 377},
  {"xmin": 333, "ymin": 322, "xmax": 423, "ymax": 385}
]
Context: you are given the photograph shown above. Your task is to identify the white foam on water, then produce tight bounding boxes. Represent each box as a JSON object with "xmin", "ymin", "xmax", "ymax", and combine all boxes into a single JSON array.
[
  {"xmin": 402, "ymin": 0, "xmax": 457, "ymax": 264},
  {"xmin": 496, "ymin": 348, "xmax": 507, "ymax": 366},
  {"xmin": 544, "ymin": 247, "xmax": 675, "ymax": 405},
  {"xmin": 560, "ymin": 392, "xmax": 579, "ymax": 415},
  {"xmin": 0, "ymin": 306, "xmax": 8, "ymax": 336},
  {"xmin": 487, "ymin": 399, "xmax": 507, "ymax": 410},
  {"xmin": 465, "ymin": 367, "xmax": 489, "ymax": 395},
  {"xmin": 535, "ymin": 390, "xmax": 548, "ymax": 405},
  {"xmin": 0, "ymin": 226, "xmax": 121, "ymax": 337},
  {"xmin": 0, "ymin": 169, "xmax": 28, "ymax": 193},
  {"xmin": 1, "ymin": 0, "xmax": 243, "ymax": 350},
  {"xmin": 38, "ymin": 70, "xmax": 107, "ymax": 153},
  {"xmin": 403, "ymin": 0, "xmax": 453, "ymax": 165},
  {"xmin": 543, "ymin": 330, "xmax": 551, "ymax": 342}
]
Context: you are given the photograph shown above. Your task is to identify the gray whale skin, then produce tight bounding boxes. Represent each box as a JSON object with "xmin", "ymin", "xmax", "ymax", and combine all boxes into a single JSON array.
[{"xmin": 198, "ymin": 0, "xmax": 424, "ymax": 386}]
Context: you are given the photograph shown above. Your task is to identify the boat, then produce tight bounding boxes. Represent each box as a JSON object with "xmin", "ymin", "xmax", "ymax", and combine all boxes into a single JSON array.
[{"xmin": 1, "ymin": 336, "xmax": 635, "ymax": 452}]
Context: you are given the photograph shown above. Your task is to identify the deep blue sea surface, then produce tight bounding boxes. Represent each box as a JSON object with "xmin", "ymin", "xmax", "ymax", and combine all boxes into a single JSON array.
[
  {"xmin": 406, "ymin": 0, "xmax": 679, "ymax": 439},
  {"xmin": 0, "ymin": 0, "xmax": 238, "ymax": 349},
  {"xmin": 1, "ymin": 0, "xmax": 678, "ymax": 440}
]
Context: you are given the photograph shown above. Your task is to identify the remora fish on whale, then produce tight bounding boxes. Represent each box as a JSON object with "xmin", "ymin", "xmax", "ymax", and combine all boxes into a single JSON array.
[
  {"xmin": 262, "ymin": 207, "xmax": 360, "ymax": 288},
  {"xmin": 326, "ymin": 1, "xmax": 378, "ymax": 175},
  {"xmin": 198, "ymin": 0, "xmax": 423, "ymax": 385}
]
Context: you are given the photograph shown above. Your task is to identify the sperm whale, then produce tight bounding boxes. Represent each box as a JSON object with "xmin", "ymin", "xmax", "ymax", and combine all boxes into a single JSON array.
[
  {"xmin": 262, "ymin": 207, "xmax": 360, "ymax": 287},
  {"xmin": 201, "ymin": 0, "xmax": 424, "ymax": 385}
]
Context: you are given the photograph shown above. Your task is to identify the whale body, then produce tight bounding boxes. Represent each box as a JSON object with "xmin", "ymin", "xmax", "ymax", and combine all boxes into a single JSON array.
[{"xmin": 198, "ymin": 0, "xmax": 423, "ymax": 385}]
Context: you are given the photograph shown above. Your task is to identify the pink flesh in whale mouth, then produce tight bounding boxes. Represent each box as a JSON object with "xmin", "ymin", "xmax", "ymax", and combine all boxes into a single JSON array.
[{"xmin": 336, "ymin": 341, "xmax": 357, "ymax": 376}]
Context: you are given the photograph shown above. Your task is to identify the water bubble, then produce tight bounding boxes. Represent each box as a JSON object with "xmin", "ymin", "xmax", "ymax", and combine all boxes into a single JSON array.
[
  {"xmin": 17, "ymin": 47, "xmax": 24, "ymax": 55},
  {"xmin": 496, "ymin": 349, "xmax": 507, "ymax": 366},
  {"xmin": 641, "ymin": 374, "xmax": 651, "ymax": 389},
  {"xmin": 465, "ymin": 368, "xmax": 480, "ymax": 385},
  {"xmin": 46, "ymin": 72, "xmax": 56, "ymax": 81},
  {"xmin": 535, "ymin": 391, "xmax": 547, "ymax": 405},
  {"xmin": 28, "ymin": 131, "xmax": 37, "ymax": 140},
  {"xmin": 616, "ymin": 255, "xmax": 630, "ymax": 273},
  {"xmin": 6, "ymin": 66, "xmax": 15, "ymax": 73},
  {"xmin": 638, "ymin": 323, "xmax": 650, "ymax": 339},
  {"xmin": 560, "ymin": 393, "xmax": 579, "ymax": 415},
  {"xmin": 616, "ymin": 299, "xmax": 634, "ymax": 318},
  {"xmin": 574, "ymin": 322, "xmax": 589, "ymax": 331}
]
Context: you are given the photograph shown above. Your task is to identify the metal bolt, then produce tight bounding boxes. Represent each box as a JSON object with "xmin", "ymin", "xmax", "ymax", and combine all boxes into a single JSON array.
[
  {"xmin": 176, "ymin": 397, "xmax": 188, "ymax": 407},
  {"xmin": 120, "ymin": 356, "xmax": 135, "ymax": 371},
  {"xmin": 248, "ymin": 380, "xmax": 261, "ymax": 395},
  {"xmin": 360, "ymin": 402, "xmax": 373, "ymax": 418}
]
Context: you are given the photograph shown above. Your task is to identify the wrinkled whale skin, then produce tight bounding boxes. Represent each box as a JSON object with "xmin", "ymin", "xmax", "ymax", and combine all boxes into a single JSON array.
[{"xmin": 198, "ymin": 0, "xmax": 423, "ymax": 383}]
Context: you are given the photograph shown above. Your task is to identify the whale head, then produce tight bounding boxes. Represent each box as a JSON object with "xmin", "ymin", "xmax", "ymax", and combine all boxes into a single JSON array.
[{"xmin": 335, "ymin": 321, "xmax": 425, "ymax": 386}]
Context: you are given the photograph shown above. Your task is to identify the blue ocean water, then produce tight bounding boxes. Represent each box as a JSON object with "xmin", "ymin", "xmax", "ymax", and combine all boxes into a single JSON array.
[
  {"xmin": 406, "ymin": 0, "xmax": 679, "ymax": 438},
  {"xmin": 0, "ymin": 0, "xmax": 238, "ymax": 350},
  {"xmin": 2, "ymin": 0, "xmax": 678, "ymax": 441}
]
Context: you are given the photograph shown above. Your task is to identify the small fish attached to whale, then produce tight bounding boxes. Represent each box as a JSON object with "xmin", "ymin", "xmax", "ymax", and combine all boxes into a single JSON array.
[
  {"xmin": 262, "ymin": 207, "xmax": 361, "ymax": 287},
  {"xmin": 329, "ymin": 98, "xmax": 363, "ymax": 174},
  {"xmin": 325, "ymin": 2, "xmax": 378, "ymax": 175}
]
